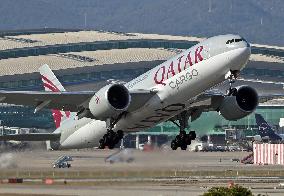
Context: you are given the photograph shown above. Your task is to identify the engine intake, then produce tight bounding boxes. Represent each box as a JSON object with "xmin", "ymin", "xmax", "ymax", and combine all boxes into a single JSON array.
[
  {"xmin": 107, "ymin": 84, "xmax": 129, "ymax": 110},
  {"xmin": 89, "ymin": 84, "xmax": 130, "ymax": 120},
  {"xmin": 219, "ymin": 86, "xmax": 258, "ymax": 120}
]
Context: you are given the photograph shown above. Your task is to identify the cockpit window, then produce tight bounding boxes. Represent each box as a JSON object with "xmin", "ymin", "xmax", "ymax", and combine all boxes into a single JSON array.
[
  {"xmin": 226, "ymin": 39, "xmax": 234, "ymax": 44},
  {"xmin": 226, "ymin": 38, "xmax": 245, "ymax": 44},
  {"xmin": 241, "ymin": 37, "xmax": 247, "ymax": 43}
]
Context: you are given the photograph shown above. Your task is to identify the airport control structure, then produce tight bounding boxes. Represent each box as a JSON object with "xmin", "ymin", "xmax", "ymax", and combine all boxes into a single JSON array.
[{"xmin": 0, "ymin": 29, "xmax": 284, "ymax": 138}]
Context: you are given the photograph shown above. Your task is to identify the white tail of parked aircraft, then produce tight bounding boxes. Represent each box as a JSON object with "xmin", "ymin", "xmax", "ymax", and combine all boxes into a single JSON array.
[
  {"xmin": 39, "ymin": 64, "xmax": 76, "ymax": 128},
  {"xmin": 0, "ymin": 34, "xmax": 283, "ymax": 151}
]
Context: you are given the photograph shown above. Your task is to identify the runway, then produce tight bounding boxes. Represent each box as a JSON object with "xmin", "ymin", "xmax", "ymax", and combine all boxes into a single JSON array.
[
  {"xmin": 0, "ymin": 149, "xmax": 260, "ymax": 170},
  {"xmin": 0, "ymin": 149, "xmax": 284, "ymax": 195},
  {"xmin": 1, "ymin": 182, "xmax": 284, "ymax": 196}
]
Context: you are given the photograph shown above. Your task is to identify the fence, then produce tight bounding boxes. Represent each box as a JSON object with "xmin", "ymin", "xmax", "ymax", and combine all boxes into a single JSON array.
[{"xmin": 254, "ymin": 143, "xmax": 284, "ymax": 165}]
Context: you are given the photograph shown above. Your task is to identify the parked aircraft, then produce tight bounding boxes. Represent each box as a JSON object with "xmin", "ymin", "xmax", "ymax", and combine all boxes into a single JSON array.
[
  {"xmin": 0, "ymin": 34, "xmax": 277, "ymax": 150},
  {"xmin": 254, "ymin": 113, "xmax": 284, "ymax": 141}
]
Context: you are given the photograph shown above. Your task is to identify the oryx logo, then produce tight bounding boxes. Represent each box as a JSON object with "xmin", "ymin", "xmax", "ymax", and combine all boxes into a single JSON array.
[
  {"xmin": 94, "ymin": 94, "xmax": 100, "ymax": 104},
  {"xmin": 259, "ymin": 123, "xmax": 269, "ymax": 134}
]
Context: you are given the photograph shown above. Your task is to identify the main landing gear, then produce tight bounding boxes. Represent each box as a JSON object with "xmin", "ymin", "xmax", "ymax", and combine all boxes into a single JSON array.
[
  {"xmin": 98, "ymin": 129, "xmax": 124, "ymax": 149},
  {"xmin": 170, "ymin": 111, "xmax": 196, "ymax": 150},
  {"xmin": 99, "ymin": 115, "xmax": 125, "ymax": 149}
]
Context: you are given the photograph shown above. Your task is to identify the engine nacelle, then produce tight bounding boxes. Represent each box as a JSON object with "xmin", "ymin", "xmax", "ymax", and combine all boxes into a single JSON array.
[
  {"xmin": 89, "ymin": 84, "xmax": 130, "ymax": 120},
  {"xmin": 219, "ymin": 86, "xmax": 258, "ymax": 121}
]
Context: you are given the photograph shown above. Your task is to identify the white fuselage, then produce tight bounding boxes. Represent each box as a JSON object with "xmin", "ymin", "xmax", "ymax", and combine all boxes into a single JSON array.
[{"xmin": 57, "ymin": 35, "xmax": 251, "ymax": 149}]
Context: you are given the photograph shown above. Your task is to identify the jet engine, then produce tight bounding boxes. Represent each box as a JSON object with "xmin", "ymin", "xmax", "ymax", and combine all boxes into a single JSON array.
[
  {"xmin": 89, "ymin": 84, "xmax": 130, "ymax": 120},
  {"xmin": 219, "ymin": 86, "xmax": 258, "ymax": 121}
]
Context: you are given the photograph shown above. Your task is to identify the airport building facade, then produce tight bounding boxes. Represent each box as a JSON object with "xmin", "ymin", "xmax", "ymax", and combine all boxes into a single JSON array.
[{"xmin": 0, "ymin": 29, "xmax": 284, "ymax": 137}]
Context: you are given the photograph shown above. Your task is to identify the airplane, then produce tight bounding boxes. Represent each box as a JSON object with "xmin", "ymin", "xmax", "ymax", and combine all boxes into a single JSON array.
[
  {"xmin": 0, "ymin": 34, "xmax": 279, "ymax": 151},
  {"xmin": 254, "ymin": 113, "xmax": 284, "ymax": 141}
]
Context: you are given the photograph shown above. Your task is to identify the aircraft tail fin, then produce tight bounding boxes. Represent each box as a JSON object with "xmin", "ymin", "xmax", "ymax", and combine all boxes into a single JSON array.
[
  {"xmin": 254, "ymin": 113, "xmax": 281, "ymax": 140},
  {"xmin": 39, "ymin": 64, "xmax": 76, "ymax": 128},
  {"xmin": 39, "ymin": 64, "xmax": 66, "ymax": 92}
]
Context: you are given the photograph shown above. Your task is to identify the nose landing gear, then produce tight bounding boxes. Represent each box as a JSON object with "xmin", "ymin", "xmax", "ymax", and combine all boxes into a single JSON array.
[{"xmin": 225, "ymin": 70, "xmax": 239, "ymax": 95}]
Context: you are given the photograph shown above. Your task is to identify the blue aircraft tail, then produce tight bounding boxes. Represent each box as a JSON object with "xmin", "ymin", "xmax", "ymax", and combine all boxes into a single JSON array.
[{"xmin": 255, "ymin": 113, "xmax": 282, "ymax": 140}]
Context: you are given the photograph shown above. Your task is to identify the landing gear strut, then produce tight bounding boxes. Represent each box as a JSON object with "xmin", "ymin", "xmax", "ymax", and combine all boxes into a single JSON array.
[
  {"xmin": 226, "ymin": 70, "xmax": 239, "ymax": 96},
  {"xmin": 98, "ymin": 114, "xmax": 125, "ymax": 149},
  {"xmin": 170, "ymin": 111, "xmax": 196, "ymax": 151}
]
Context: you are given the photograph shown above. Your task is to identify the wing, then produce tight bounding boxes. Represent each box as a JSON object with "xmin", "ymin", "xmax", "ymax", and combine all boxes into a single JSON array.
[
  {"xmin": 186, "ymin": 90, "xmax": 284, "ymax": 121},
  {"xmin": 186, "ymin": 90, "xmax": 224, "ymax": 121},
  {"xmin": 258, "ymin": 93, "xmax": 284, "ymax": 105},
  {"xmin": 0, "ymin": 90, "xmax": 94, "ymax": 112},
  {"xmin": 0, "ymin": 89, "xmax": 156, "ymax": 113},
  {"xmin": 0, "ymin": 133, "xmax": 61, "ymax": 141},
  {"xmin": 127, "ymin": 89, "xmax": 157, "ymax": 111}
]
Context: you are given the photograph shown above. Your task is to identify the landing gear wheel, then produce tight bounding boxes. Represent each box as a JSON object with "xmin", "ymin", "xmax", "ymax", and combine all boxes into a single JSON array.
[
  {"xmin": 108, "ymin": 143, "xmax": 115, "ymax": 149},
  {"xmin": 188, "ymin": 131, "xmax": 196, "ymax": 140},
  {"xmin": 98, "ymin": 139, "xmax": 105, "ymax": 149},
  {"xmin": 180, "ymin": 131, "xmax": 187, "ymax": 140},
  {"xmin": 171, "ymin": 140, "xmax": 178, "ymax": 150},
  {"xmin": 185, "ymin": 137, "xmax": 191, "ymax": 145},
  {"xmin": 180, "ymin": 143, "xmax": 187, "ymax": 151},
  {"xmin": 99, "ymin": 130, "xmax": 124, "ymax": 149},
  {"xmin": 175, "ymin": 134, "xmax": 182, "ymax": 145},
  {"xmin": 113, "ymin": 130, "xmax": 124, "ymax": 146},
  {"xmin": 171, "ymin": 131, "xmax": 195, "ymax": 150},
  {"xmin": 117, "ymin": 130, "xmax": 124, "ymax": 140}
]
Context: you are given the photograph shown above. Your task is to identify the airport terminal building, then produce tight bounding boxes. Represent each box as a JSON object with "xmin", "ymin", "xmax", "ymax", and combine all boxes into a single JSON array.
[{"xmin": 0, "ymin": 29, "xmax": 283, "ymax": 137}]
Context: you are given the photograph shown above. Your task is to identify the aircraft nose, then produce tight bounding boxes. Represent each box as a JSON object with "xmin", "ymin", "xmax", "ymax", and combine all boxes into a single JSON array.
[
  {"xmin": 228, "ymin": 43, "xmax": 251, "ymax": 71},
  {"xmin": 240, "ymin": 37, "xmax": 251, "ymax": 59},
  {"xmin": 246, "ymin": 40, "xmax": 251, "ymax": 48},
  {"xmin": 240, "ymin": 44, "xmax": 251, "ymax": 65},
  {"xmin": 241, "ymin": 36, "xmax": 251, "ymax": 48},
  {"xmin": 244, "ymin": 43, "xmax": 251, "ymax": 58}
]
